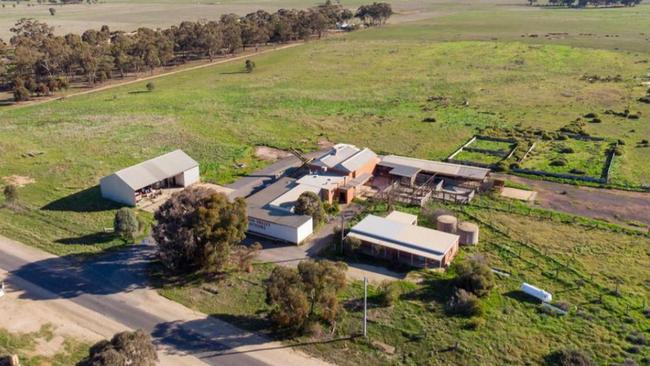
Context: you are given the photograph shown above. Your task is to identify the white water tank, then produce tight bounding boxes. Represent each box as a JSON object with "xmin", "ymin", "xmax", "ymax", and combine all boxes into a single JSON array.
[{"xmin": 520, "ymin": 282, "xmax": 552, "ymax": 303}]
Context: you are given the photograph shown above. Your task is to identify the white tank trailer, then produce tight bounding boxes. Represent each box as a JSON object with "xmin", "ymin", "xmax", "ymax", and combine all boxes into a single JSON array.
[{"xmin": 520, "ymin": 282, "xmax": 552, "ymax": 303}]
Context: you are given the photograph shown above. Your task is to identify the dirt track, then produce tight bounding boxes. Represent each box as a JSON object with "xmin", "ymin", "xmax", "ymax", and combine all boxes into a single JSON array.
[{"xmin": 505, "ymin": 175, "xmax": 650, "ymax": 228}]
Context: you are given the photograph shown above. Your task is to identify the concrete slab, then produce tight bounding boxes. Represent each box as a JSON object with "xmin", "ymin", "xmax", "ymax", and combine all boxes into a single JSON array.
[{"xmin": 500, "ymin": 187, "xmax": 537, "ymax": 202}]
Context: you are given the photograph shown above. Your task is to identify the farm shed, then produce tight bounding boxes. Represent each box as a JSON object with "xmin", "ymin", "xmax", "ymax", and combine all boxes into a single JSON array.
[
  {"xmin": 99, "ymin": 150, "xmax": 199, "ymax": 206},
  {"xmin": 375, "ymin": 155, "xmax": 490, "ymax": 204},
  {"xmin": 245, "ymin": 177, "xmax": 313, "ymax": 244},
  {"xmin": 347, "ymin": 212, "xmax": 460, "ymax": 268}
]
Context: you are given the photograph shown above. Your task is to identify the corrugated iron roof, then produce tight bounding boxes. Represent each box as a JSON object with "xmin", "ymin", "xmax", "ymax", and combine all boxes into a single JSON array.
[
  {"xmin": 348, "ymin": 214, "xmax": 458, "ymax": 260},
  {"xmin": 110, "ymin": 150, "xmax": 198, "ymax": 191},
  {"xmin": 380, "ymin": 155, "xmax": 489, "ymax": 181}
]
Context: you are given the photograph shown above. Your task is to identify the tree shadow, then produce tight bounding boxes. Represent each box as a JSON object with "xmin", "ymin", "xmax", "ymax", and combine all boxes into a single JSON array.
[
  {"xmin": 151, "ymin": 317, "xmax": 353, "ymax": 362},
  {"xmin": 127, "ymin": 90, "xmax": 153, "ymax": 94},
  {"xmin": 41, "ymin": 185, "xmax": 122, "ymax": 212},
  {"xmin": 7, "ymin": 243, "xmax": 154, "ymax": 300},
  {"xmin": 400, "ymin": 274, "xmax": 455, "ymax": 304},
  {"xmin": 55, "ymin": 231, "xmax": 117, "ymax": 245}
]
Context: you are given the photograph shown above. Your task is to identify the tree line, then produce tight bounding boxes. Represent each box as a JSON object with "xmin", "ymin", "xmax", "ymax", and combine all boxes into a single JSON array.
[
  {"xmin": 528, "ymin": 0, "xmax": 641, "ymax": 7},
  {"xmin": 0, "ymin": 1, "xmax": 393, "ymax": 101}
]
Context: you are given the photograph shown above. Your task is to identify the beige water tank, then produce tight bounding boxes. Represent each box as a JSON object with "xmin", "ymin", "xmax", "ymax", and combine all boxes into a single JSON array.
[
  {"xmin": 436, "ymin": 215, "xmax": 458, "ymax": 233},
  {"xmin": 458, "ymin": 222, "xmax": 479, "ymax": 245}
]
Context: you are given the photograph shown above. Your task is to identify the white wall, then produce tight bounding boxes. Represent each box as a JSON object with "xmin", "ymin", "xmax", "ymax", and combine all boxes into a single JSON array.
[
  {"xmin": 247, "ymin": 216, "xmax": 313, "ymax": 244},
  {"xmin": 176, "ymin": 166, "xmax": 200, "ymax": 187},
  {"xmin": 100, "ymin": 174, "xmax": 136, "ymax": 206}
]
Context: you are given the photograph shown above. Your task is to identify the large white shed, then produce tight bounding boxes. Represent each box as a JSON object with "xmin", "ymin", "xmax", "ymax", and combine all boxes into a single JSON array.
[{"xmin": 100, "ymin": 150, "xmax": 199, "ymax": 206}]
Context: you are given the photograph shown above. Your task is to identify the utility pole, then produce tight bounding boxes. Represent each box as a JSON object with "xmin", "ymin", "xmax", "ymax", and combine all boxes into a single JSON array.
[{"xmin": 363, "ymin": 277, "xmax": 368, "ymax": 337}]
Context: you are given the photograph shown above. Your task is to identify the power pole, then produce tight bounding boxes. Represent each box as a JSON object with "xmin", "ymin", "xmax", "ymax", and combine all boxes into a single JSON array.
[{"xmin": 363, "ymin": 277, "xmax": 368, "ymax": 337}]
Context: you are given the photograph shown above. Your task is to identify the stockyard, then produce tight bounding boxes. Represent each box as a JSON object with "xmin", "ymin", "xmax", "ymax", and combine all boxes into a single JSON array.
[{"xmin": 0, "ymin": 0, "xmax": 649, "ymax": 365}]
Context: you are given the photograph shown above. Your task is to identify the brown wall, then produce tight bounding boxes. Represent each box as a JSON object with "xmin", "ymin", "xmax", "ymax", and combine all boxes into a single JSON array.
[{"xmin": 351, "ymin": 157, "xmax": 380, "ymax": 178}]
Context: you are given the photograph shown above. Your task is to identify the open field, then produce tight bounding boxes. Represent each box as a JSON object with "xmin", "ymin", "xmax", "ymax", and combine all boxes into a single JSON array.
[
  {"xmin": 0, "ymin": 1, "xmax": 649, "ymax": 255},
  {"xmin": 520, "ymin": 138, "xmax": 611, "ymax": 178},
  {"xmin": 159, "ymin": 196, "xmax": 650, "ymax": 366}
]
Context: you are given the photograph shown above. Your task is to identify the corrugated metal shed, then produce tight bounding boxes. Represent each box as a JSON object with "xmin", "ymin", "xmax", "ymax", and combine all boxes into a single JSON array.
[
  {"xmin": 112, "ymin": 150, "xmax": 198, "ymax": 190},
  {"xmin": 348, "ymin": 215, "xmax": 459, "ymax": 261},
  {"xmin": 380, "ymin": 155, "xmax": 489, "ymax": 181}
]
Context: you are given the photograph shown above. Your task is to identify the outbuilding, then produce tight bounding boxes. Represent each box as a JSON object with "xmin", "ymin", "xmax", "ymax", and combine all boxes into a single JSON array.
[
  {"xmin": 100, "ymin": 149, "xmax": 199, "ymax": 206},
  {"xmin": 245, "ymin": 177, "xmax": 314, "ymax": 244},
  {"xmin": 346, "ymin": 212, "xmax": 460, "ymax": 268}
]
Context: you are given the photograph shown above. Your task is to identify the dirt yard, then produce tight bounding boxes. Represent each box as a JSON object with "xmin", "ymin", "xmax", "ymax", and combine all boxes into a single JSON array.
[
  {"xmin": 2, "ymin": 175, "xmax": 35, "ymax": 187},
  {"xmin": 505, "ymin": 175, "xmax": 650, "ymax": 228},
  {"xmin": 254, "ymin": 146, "xmax": 293, "ymax": 161}
]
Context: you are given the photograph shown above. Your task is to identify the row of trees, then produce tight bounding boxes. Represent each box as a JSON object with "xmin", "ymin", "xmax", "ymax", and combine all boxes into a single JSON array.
[
  {"xmin": 0, "ymin": 1, "xmax": 393, "ymax": 101},
  {"xmin": 528, "ymin": 0, "xmax": 642, "ymax": 7}
]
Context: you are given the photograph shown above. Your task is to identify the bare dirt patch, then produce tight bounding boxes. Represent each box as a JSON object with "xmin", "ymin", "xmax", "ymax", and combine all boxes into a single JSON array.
[
  {"xmin": 505, "ymin": 175, "xmax": 650, "ymax": 229},
  {"xmin": 2, "ymin": 175, "xmax": 35, "ymax": 187},
  {"xmin": 254, "ymin": 146, "xmax": 292, "ymax": 161}
]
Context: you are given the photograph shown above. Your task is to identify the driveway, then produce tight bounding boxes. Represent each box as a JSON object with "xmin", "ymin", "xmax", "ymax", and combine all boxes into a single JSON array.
[
  {"xmin": 0, "ymin": 235, "xmax": 332, "ymax": 366},
  {"xmin": 250, "ymin": 203, "xmax": 406, "ymax": 283}
]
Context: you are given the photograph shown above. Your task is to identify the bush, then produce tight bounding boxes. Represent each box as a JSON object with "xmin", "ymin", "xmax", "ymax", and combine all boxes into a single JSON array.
[
  {"xmin": 377, "ymin": 280, "xmax": 401, "ymax": 307},
  {"xmin": 446, "ymin": 288, "xmax": 482, "ymax": 317},
  {"xmin": 114, "ymin": 208, "xmax": 139, "ymax": 242},
  {"xmin": 323, "ymin": 201, "xmax": 340, "ymax": 215},
  {"xmin": 544, "ymin": 349, "xmax": 593, "ymax": 366},
  {"xmin": 454, "ymin": 255, "xmax": 495, "ymax": 297},
  {"xmin": 77, "ymin": 329, "xmax": 157, "ymax": 366},
  {"xmin": 626, "ymin": 332, "xmax": 648, "ymax": 346},
  {"xmin": 3, "ymin": 184, "xmax": 18, "ymax": 203},
  {"xmin": 463, "ymin": 317, "xmax": 486, "ymax": 330},
  {"xmin": 146, "ymin": 82, "xmax": 155, "ymax": 91},
  {"xmin": 550, "ymin": 158, "xmax": 567, "ymax": 167},
  {"xmin": 245, "ymin": 59, "xmax": 256, "ymax": 73}
]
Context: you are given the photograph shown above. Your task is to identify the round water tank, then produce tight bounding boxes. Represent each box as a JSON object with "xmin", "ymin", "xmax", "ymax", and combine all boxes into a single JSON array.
[
  {"xmin": 436, "ymin": 215, "xmax": 458, "ymax": 233},
  {"xmin": 458, "ymin": 222, "xmax": 479, "ymax": 245}
]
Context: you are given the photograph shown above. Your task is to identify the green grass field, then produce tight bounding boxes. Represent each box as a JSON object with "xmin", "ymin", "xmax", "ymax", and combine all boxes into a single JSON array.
[
  {"xmin": 0, "ymin": 1, "xmax": 649, "ymax": 255},
  {"xmin": 520, "ymin": 138, "xmax": 611, "ymax": 177},
  {"xmin": 159, "ymin": 196, "xmax": 650, "ymax": 366}
]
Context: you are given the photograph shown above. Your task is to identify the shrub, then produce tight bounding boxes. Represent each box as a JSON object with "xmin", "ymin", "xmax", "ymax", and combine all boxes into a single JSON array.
[
  {"xmin": 3, "ymin": 184, "xmax": 18, "ymax": 203},
  {"xmin": 446, "ymin": 288, "xmax": 482, "ymax": 317},
  {"xmin": 550, "ymin": 158, "xmax": 567, "ymax": 167},
  {"xmin": 146, "ymin": 82, "xmax": 155, "ymax": 91},
  {"xmin": 77, "ymin": 329, "xmax": 157, "ymax": 366},
  {"xmin": 343, "ymin": 235, "xmax": 361, "ymax": 257},
  {"xmin": 377, "ymin": 280, "xmax": 401, "ymax": 307},
  {"xmin": 614, "ymin": 146, "xmax": 624, "ymax": 156},
  {"xmin": 304, "ymin": 321, "xmax": 324, "ymax": 339},
  {"xmin": 544, "ymin": 349, "xmax": 593, "ymax": 366},
  {"xmin": 114, "ymin": 208, "xmax": 139, "ymax": 242},
  {"xmin": 626, "ymin": 332, "xmax": 648, "ymax": 346},
  {"xmin": 323, "ymin": 201, "xmax": 340, "ymax": 215},
  {"xmin": 454, "ymin": 255, "xmax": 495, "ymax": 297},
  {"xmin": 463, "ymin": 317, "xmax": 486, "ymax": 330},
  {"xmin": 245, "ymin": 59, "xmax": 256, "ymax": 73}
]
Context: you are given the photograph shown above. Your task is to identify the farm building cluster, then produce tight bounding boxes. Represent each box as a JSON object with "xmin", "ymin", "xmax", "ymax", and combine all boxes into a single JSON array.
[{"xmin": 99, "ymin": 143, "xmax": 491, "ymax": 268}]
